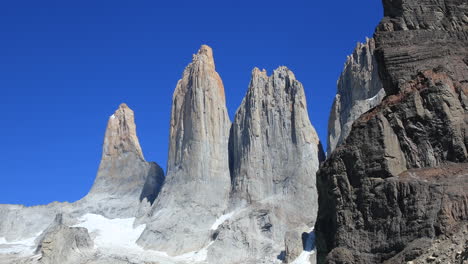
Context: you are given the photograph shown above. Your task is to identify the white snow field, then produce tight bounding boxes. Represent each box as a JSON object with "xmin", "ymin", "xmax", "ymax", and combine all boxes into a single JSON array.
[
  {"xmin": 73, "ymin": 213, "xmax": 214, "ymax": 264},
  {"xmin": 0, "ymin": 233, "xmax": 40, "ymax": 256}
]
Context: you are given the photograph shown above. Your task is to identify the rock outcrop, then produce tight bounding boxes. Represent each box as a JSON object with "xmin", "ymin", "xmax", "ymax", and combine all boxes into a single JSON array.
[
  {"xmin": 81, "ymin": 103, "xmax": 165, "ymax": 218},
  {"xmin": 137, "ymin": 45, "xmax": 232, "ymax": 255},
  {"xmin": 327, "ymin": 38, "xmax": 385, "ymax": 155},
  {"xmin": 207, "ymin": 67, "xmax": 323, "ymax": 264},
  {"xmin": 316, "ymin": 0, "xmax": 468, "ymax": 263},
  {"xmin": 36, "ymin": 214, "xmax": 93, "ymax": 264}
]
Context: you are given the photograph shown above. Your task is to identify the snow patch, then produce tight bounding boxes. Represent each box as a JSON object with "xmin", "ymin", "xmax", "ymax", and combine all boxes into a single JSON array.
[
  {"xmin": 290, "ymin": 228, "xmax": 316, "ymax": 264},
  {"xmin": 365, "ymin": 93, "xmax": 379, "ymax": 102},
  {"xmin": 211, "ymin": 211, "xmax": 235, "ymax": 230},
  {"xmin": 73, "ymin": 213, "xmax": 212, "ymax": 263},
  {"xmin": 73, "ymin": 213, "xmax": 144, "ymax": 250},
  {"xmin": 110, "ymin": 114, "xmax": 116, "ymax": 119},
  {"xmin": 0, "ymin": 233, "xmax": 40, "ymax": 255}
]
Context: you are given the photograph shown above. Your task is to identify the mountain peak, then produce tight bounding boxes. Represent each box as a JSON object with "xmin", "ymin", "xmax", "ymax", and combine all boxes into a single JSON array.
[{"xmin": 102, "ymin": 103, "xmax": 143, "ymax": 160}]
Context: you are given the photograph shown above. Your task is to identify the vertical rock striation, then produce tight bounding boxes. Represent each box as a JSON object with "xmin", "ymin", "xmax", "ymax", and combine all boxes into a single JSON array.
[
  {"xmin": 317, "ymin": 0, "xmax": 468, "ymax": 263},
  {"xmin": 81, "ymin": 103, "xmax": 165, "ymax": 218},
  {"xmin": 208, "ymin": 67, "xmax": 323, "ymax": 264},
  {"xmin": 327, "ymin": 38, "xmax": 385, "ymax": 155},
  {"xmin": 137, "ymin": 45, "xmax": 232, "ymax": 255}
]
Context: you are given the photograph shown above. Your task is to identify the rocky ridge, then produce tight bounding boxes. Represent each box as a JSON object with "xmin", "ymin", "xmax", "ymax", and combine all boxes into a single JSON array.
[{"xmin": 316, "ymin": 0, "xmax": 468, "ymax": 263}]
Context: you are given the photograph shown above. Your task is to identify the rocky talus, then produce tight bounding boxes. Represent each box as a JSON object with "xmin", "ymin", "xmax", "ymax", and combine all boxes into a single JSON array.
[
  {"xmin": 316, "ymin": 0, "xmax": 468, "ymax": 263},
  {"xmin": 327, "ymin": 38, "xmax": 385, "ymax": 155},
  {"xmin": 137, "ymin": 45, "xmax": 232, "ymax": 255},
  {"xmin": 35, "ymin": 214, "xmax": 94, "ymax": 264},
  {"xmin": 207, "ymin": 67, "xmax": 323, "ymax": 263}
]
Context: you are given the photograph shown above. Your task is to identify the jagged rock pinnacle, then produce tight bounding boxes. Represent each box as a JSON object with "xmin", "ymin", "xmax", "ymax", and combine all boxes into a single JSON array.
[
  {"xmin": 207, "ymin": 66, "xmax": 323, "ymax": 264},
  {"xmin": 102, "ymin": 103, "xmax": 143, "ymax": 160},
  {"xmin": 86, "ymin": 104, "xmax": 164, "ymax": 214}
]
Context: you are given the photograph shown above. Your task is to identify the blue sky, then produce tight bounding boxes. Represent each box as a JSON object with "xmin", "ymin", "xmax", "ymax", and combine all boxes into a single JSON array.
[{"xmin": 0, "ymin": 0, "xmax": 383, "ymax": 205}]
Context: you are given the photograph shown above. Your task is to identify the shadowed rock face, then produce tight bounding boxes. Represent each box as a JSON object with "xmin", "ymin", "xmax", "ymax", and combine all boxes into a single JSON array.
[
  {"xmin": 327, "ymin": 38, "xmax": 385, "ymax": 155},
  {"xmin": 316, "ymin": 0, "xmax": 468, "ymax": 263},
  {"xmin": 207, "ymin": 67, "xmax": 323, "ymax": 264},
  {"xmin": 137, "ymin": 45, "xmax": 232, "ymax": 255}
]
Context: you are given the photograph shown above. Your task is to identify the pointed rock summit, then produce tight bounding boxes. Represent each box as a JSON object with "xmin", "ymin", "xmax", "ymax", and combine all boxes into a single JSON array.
[
  {"xmin": 327, "ymin": 38, "xmax": 385, "ymax": 155},
  {"xmin": 138, "ymin": 45, "xmax": 231, "ymax": 255},
  {"xmin": 84, "ymin": 103, "xmax": 164, "ymax": 218},
  {"xmin": 101, "ymin": 103, "xmax": 144, "ymax": 160},
  {"xmin": 208, "ymin": 66, "xmax": 323, "ymax": 263}
]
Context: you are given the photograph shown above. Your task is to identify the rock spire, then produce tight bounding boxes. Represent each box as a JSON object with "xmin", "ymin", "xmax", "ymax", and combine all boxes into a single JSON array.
[
  {"xmin": 137, "ymin": 45, "xmax": 232, "ymax": 255},
  {"xmin": 327, "ymin": 38, "xmax": 385, "ymax": 155},
  {"xmin": 207, "ymin": 66, "xmax": 323, "ymax": 264}
]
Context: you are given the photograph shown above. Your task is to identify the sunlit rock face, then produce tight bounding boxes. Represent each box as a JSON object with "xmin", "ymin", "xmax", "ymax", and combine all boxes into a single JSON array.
[
  {"xmin": 207, "ymin": 66, "xmax": 323, "ymax": 264},
  {"xmin": 137, "ymin": 45, "xmax": 232, "ymax": 256},
  {"xmin": 327, "ymin": 38, "xmax": 385, "ymax": 156},
  {"xmin": 82, "ymin": 103, "xmax": 165, "ymax": 219}
]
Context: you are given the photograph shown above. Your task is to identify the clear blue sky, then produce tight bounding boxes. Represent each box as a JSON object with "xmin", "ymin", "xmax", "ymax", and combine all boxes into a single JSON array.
[{"xmin": 0, "ymin": 0, "xmax": 383, "ymax": 205}]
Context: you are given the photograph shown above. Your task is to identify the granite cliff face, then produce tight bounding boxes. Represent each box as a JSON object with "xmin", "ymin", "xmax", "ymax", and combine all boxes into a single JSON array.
[
  {"xmin": 207, "ymin": 67, "xmax": 322, "ymax": 263},
  {"xmin": 137, "ymin": 45, "xmax": 232, "ymax": 255},
  {"xmin": 327, "ymin": 38, "xmax": 385, "ymax": 155},
  {"xmin": 316, "ymin": 0, "xmax": 468, "ymax": 263}
]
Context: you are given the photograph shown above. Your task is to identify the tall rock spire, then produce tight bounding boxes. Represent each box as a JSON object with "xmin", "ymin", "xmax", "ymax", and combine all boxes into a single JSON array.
[
  {"xmin": 85, "ymin": 103, "xmax": 164, "ymax": 218},
  {"xmin": 229, "ymin": 66, "xmax": 322, "ymax": 205},
  {"xmin": 327, "ymin": 38, "xmax": 385, "ymax": 155},
  {"xmin": 208, "ymin": 67, "xmax": 323, "ymax": 263},
  {"xmin": 137, "ymin": 45, "xmax": 231, "ymax": 255}
]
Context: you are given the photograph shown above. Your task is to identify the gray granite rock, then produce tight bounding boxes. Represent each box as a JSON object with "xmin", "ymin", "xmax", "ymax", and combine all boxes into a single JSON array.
[
  {"xmin": 78, "ymin": 103, "xmax": 165, "ymax": 219},
  {"xmin": 327, "ymin": 38, "xmax": 385, "ymax": 155},
  {"xmin": 36, "ymin": 214, "xmax": 93, "ymax": 264},
  {"xmin": 137, "ymin": 45, "xmax": 232, "ymax": 256},
  {"xmin": 207, "ymin": 67, "xmax": 323, "ymax": 264}
]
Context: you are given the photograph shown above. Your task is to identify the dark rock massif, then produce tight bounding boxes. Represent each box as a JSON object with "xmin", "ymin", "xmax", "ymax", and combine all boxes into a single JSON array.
[{"xmin": 316, "ymin": 0, "xmax": 468, "ymax": 263}]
